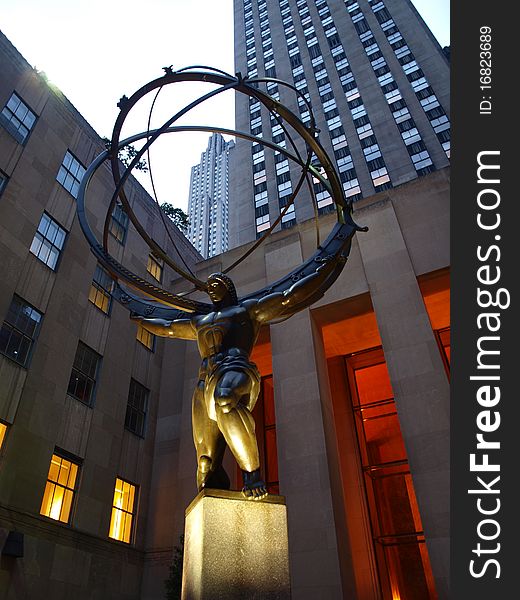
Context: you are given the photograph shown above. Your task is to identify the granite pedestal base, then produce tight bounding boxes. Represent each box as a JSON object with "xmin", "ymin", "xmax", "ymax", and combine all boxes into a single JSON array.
[{"xmin": 181, "ymin": 489, "xmax": 291, "ymax": 600}]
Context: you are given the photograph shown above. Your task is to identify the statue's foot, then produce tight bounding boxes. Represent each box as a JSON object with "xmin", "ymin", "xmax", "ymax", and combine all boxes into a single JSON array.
[{"xmin": 242, "ymin": 468, "xmax": 268, "ymax": 500}]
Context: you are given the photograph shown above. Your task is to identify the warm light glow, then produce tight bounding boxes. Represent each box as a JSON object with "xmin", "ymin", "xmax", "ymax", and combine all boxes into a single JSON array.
[
  {"xmin": 0, "ymin": 423, "xmax": 7, "ymax": 449},
  {"xmin": 88, "ymin": 283, "xmax": 110, "ymax": 313},
  {"xmin": 136, "ymin": 324, "xmax": 155, "ymax": 350},
  {"xmin": 109, "ymin": 478, "xmax": 136, "ymax": 543},
  {"xmin": 40, "ymin": 454, "xmax": 78, "ymax": 523}
]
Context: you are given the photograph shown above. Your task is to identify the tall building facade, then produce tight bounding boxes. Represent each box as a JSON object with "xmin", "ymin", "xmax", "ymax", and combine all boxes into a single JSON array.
[
  {"xmin": 229, "ymin": 0, "xmax": 450, "ymax": 246},
  {"xmin": 187, "ymin": 133, "xmax": 234, "ymax": 258}
]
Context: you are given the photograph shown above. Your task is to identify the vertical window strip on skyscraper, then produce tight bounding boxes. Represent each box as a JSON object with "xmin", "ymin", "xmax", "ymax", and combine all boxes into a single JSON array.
[
  {"xmin": 343, "ymin": 1, "xmax": 434, "ymax": 176},
  {"xmin": 366, "ymin": 0, "xmax": 450, "ymax": 157},
  {"xmin": 309, "ymin": 2, "xmax": 391, "ymax": 195},
  {"xmin": 244, "ymin": 0, "xmax": 271, "ymax": 236}
]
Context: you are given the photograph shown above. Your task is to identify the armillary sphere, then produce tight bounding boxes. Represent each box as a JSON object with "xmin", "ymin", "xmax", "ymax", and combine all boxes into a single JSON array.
[{"xmin": 76, "ymin": 66, "xmax": 367, "ymax": 318}]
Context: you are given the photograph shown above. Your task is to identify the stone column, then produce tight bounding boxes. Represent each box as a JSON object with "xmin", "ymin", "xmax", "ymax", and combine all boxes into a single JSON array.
[
  {"xmin": 265, "ymin": 233, "xmax": 344, "ymax": 599},
  {"xmin": 356, "ymin": 197, "xmax": 450, "ymax": 599}
]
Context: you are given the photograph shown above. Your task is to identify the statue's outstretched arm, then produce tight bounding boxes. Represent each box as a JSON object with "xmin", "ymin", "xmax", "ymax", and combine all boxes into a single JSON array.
[
  {"xmin": 131, "ymin": 312, "xmax": 197, "ymax": 340},
  {"xmin": 250, "ymin": 255, "xmax": 345, "ymax": 323}
]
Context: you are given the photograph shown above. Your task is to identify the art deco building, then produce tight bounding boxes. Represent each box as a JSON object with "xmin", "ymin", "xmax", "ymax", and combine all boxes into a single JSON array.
[
  {"xmin": 0, "ymin": 4, "xmax": 450, "ymax": 597},
  {"xmin": 229, "ymin": 0, "xmax": 450, "ymax": 246},
  {"xmin": 187, "ymin": 133, "xmax": 235, "ymax": 258}
]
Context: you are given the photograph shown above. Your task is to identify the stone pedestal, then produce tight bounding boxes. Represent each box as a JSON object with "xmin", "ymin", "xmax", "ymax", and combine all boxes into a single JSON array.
[{"xmin": 181, "ymin": 489, "xmax": 291, "ymax": 599}]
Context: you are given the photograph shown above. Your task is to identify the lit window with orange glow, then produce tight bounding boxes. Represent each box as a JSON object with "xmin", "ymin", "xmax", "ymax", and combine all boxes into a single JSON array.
[
  {"xmin": 136, "ymin": 323, "xmax": 155, "ymax": 352},
  {"xmin": 108, "ymin": 478, "xmax": 136, "ymax": 544},
  {"xmin": 0, "ymin": 422, "xmax": 7, "ymax": 449},
  {"xmin": 40, "ymin": 453, "xmax": 79, "ymax": 523},
  {"xmin": 147, "ymin": 253, "xmax": 163, "ymax": 283}
]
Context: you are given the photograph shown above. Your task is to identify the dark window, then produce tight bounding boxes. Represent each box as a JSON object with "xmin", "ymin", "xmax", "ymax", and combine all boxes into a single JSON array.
[
  {"xmin": 255, "ymin": 203, "xmax": 269, "ymax": 218},
  {"xmin": 367, "ymin": 157, "xmax": 386, "ymax": 171},
  {"xmin": 334, "ymin": 147, "xmax": 351, "ymax": 160},
  {"xmin": 360, "ymin": 135, "xmax": 378, "ymax": 148},
  {"xmin": 67, "ymin": 342, "xmax": 100, "ymax": 406},
  {"xmin": 390, "ymin": 99, "xmax": 407, "ymax": 112},
  {"xmin": 308, "ymin": 44, "xmax": 322, "ymax": 59},
  {"xmin": 425, "ymin": 106, "xmax": 446, "ymax": 120},
  {"xmin": 340, "ymin": 168, "xmax": 357, "ymax": 183},
  {"xmin": 0, "ymin": 296, "xmax": 42, "ymax": 367},
  {"xmin": 348, "ymin": 97, "xmax": 363, "ymax": 109},
  {"xmin": 415, "ymin": 86, "xmax": 435, "ymax": 100},
  {"xmin": 436, "ymin": 129, "xmax": 451, "ymax": 143},
  {"xmin": 321, "ymin": 91, "xmax": 334, "ymax": 102},
  {"xmin": 0, "ymin": 169, "xmax": 8, "ymax": 196},
  {"xmin": 397, "ymin": 119, "xmax": 416, "ymax": 133},
  {"xmin": 276, "ymin": 171, "xmax": 291, "ymax": 184},
  {"xmin": 374, "ymin": 65, "xmax": 390, "ymax": 77},
  {"xmin": 30, "ymin": 213, "xmax": 67, "ymax": 270},
  {"xmin": 398, "ymin": 53, "xmax": 415, "ymax": 66},
  {"xmin": 353, "ymin": 115, "xmax": 370, "ymax": 127},
  {"xmin": 327, "ymin": 33, "xmax": 341, "ymax": 48},
  {"xmin": 0, "ymin": 92, "xmax": 37, "ymax": 144},
  {"xmin": 290, "ymin": 54, "xmax": 302, "ymax": 68},
  {"xmin": 375, "ymin": 7, "xmax": 392, "ymax": 23},
  {"xmin": 381, "ymin": 81, "xmax": 398, "ymax": 94},
  {"xmin": 109, "ymin": 202, "xmax": 129, "ymax": 244},
  {"xmin": 354, "ymin": 19, "xmax": 370, "ymax": 35},
  {"xmin": 407, "ymin": 68, "xmax": 425, "ymax": 82},
  {"xmin": 56, "ymin": 150, "xmax": 86, "ymax": 198},
  {"xmin": 125, "ymin": 379, "xmax": 149, "ymax": 437},
  {"xmin": 417, "ymin": 164, "xmax": 436, "ymax": 177},
  {"xmin": 342, "ymin": 81, "xmax": 358, "ymax": 93},
  {"xmin": 407, "ymin": 141, "xmax": 427, "ymax": 155}
]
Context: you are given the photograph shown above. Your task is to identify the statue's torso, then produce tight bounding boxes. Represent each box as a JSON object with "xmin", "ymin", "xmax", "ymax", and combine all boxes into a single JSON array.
[{"xmin": 194, "ymin": 304, "xmax": 259, "ymax": 371}]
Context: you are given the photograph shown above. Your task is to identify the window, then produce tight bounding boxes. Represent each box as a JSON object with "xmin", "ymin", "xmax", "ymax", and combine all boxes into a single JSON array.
[
  {"xmin": 0, "ymin": 169, "xmax": 8, "ymax": 196},
  {"xmin": 109, "ymin": 202, "xmax": 129, "ymax": 244},
  {"xmin": 67, "ymin": 341, "xmax": 100, "ymax": 406},
  {"xmin": 0, "ymin": 296, "xmax": 42, "ymax": 367},
  {"xmin": 125, "ymin": 379, "xmax": 149, "ymax": 438},
  {"xmin": 345, "ymin": 349, "xmax": 438, "ymax": 599},
  {"xmin": 88, "ymin": 263, "xmax": 114, "ymax": 314},
  {"xmin": 30, "ymin": 213, "xmax": 67, "ymax": 270},
  {"xmin": 147, "ymin": 253, "xmax": 163, "ymax": 283},
  {"xmin": 109, "ymin": 478, "xmax": 137, "ymax": 544},
  {"xmin": 136, "ymin": 324, "xmax": 155, "ymax": 351},
  {"xmin": 40, "ymin": 452, "xmax": 80, "ymax": 523},
  {"xmin": 56, "ymin": 150, "xmax": 86, "ymax": 198},
  {"xmin": 0, "ymin": 422, "xmax": 8, "ymax": 450},
  {"xmin": 0, "ymin": 92, "xmax": 37, "ymax": 144}
]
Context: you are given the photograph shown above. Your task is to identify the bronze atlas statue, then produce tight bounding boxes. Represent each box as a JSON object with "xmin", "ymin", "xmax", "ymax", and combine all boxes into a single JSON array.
[{"xmin": 76, "ymin": 66, "xmax": 367, "ymax": 500}]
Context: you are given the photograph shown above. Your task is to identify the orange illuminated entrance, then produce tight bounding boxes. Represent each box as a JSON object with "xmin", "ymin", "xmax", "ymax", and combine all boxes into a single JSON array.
[{"xmin": 346, "ymin": 348, "xmax": 437, "ymax": 600}]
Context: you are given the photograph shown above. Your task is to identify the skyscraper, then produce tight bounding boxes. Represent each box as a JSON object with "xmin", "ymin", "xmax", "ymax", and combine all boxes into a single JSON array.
[
  {"xmin": 187, "ymin": 133, "xmax": 235, "ymax": 258},
  {"xmin": 230, "ymin": 0, "xmax": 450, "ymax": 246}
]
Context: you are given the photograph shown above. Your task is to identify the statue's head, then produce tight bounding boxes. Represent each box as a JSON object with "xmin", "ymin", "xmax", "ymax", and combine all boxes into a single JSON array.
[{"xmin": 206, "ymin": 272, "xmax": 238, "ymax": 306}]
